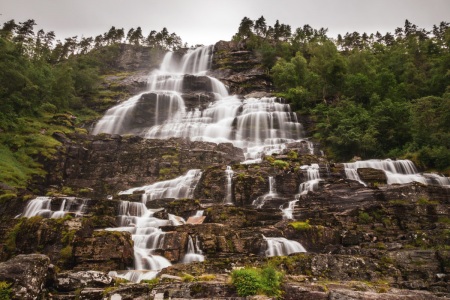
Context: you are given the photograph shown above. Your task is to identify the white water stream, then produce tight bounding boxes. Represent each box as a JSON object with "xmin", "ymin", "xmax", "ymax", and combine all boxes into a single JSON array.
[{"xmin": 344, "ymin": 159, "xmax": 450, "ymax": 186}]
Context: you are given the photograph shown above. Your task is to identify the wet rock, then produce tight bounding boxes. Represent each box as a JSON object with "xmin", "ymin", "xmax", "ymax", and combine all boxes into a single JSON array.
[
  {"xmin": 0, "ymin": 254, "xmax": 50, "ymax": 300},
  {"xmin": 103, "ymin": 284, "xmax": 151, "ymax": 300},
  {"xmin": 55, "ymin": 270, "xmax": 114, "ymax": 292},
  {"xmin": 45, "ymin": 134, "xmax": 245, "ymax": 196},
  {"xmin": 357, "ymin": 167, "xmax": 387, "ymax": 186}
]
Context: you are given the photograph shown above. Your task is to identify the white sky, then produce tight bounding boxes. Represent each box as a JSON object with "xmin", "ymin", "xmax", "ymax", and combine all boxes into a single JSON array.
[{"xmin": 0, "ymin": 0, "xmax": 448, "ymax": 46}]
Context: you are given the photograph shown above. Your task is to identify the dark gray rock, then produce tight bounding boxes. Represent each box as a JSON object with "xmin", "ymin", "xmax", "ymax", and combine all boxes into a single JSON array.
[{"xmin": 0, "ymin": 254, "xmax": 50, "ymax": 300}]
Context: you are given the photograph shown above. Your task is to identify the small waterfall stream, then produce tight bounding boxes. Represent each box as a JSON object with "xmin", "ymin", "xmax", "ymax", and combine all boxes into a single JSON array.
[
  {"xmin": 252, "ymin": 176, "xmax": 278, "ymax": 208},
  {"xmin": 299, "ymin": 164, "xmax": 322, "ymax": 195},
  {"xmin": 182, "ymin": 235, "xmax": 205, "ymax": 263},
  {"xmin": 344, "ymin": 159, "xmax": 450, "ymax": 186},
  {"xmin": 20, "ymin": 196, "xmax": 88, "ymax": 219},
  {"xmin": 224, "ymin": 166, "xmax": 234, "ymax": 205},
  {"xmin": 263, "ymin": 236, "xmax": 306, "ymax": 257}
]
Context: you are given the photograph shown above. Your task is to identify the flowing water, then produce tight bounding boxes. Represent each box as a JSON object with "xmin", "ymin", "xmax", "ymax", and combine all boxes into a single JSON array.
[
  {"xmin": 182, "ymin": 235, "xmax": 205, "ymax": 263},
  {"xmin": 344, "ymin": 159, "xmax": 450, "ymax": 186},
  {"xmin": 92, "ymin": 45, "xmax": 310, "ymax": 163},
  {"xmin": 252, "ymin": 176, "xmax": 278, "ymax": 208},
  {"xmin": 20, "ymin": 196, "xmax": 88, "ymax": 219},
  {"xmin": 263, "ymin": 236, "xmax": 307, "ymax": 257},
  {"xmin": 299, "ymin": 164, "xmax": 322, "ymax": 195},
  {"xmin": 224, "ymin": 166, "xmax": 234, "ymax": 205}
]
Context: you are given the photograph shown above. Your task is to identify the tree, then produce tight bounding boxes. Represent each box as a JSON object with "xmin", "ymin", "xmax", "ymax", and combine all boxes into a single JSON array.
[
  {"xmin": 233, "ymin": 17, "xmax": 254, "ymax": 40},
  {"xmin": 254, "ymin": 16, "xmax": 267, "ymax": 37}
]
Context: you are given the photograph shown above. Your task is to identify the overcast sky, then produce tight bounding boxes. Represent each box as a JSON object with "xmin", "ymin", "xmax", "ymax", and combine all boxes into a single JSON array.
[{"xmin": 1, "ymin": 0, "xmax": 449, "ymax": 46}]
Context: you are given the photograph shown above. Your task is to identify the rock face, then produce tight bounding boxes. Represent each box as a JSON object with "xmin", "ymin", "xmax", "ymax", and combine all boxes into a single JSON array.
[
  {"xmin": 72, "ymin": 230, "xmax": 134, "ymax": 272},
  {"xmin": 210, "ymin": 40, "xmax": 273, "ymax": 94},
  {"xmin": 357, "ymin": 167, "xmax": 388, "ymax": 185},
  {"xmin": 0, "ymin": 254, "xmax": 50, "ymax": 299},
  {"xmin": 45, "ymin": 133, "xmax": 245, "ymax": 196}
]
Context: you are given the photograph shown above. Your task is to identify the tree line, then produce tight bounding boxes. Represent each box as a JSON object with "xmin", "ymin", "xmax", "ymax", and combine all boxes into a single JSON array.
[
  {"xmin": 233, "ymin": 16, "xmax": 450, "ymax": 171},
  {"xmin": 0, "ymin": 19, "xmax": 183, "ymax": 62}
]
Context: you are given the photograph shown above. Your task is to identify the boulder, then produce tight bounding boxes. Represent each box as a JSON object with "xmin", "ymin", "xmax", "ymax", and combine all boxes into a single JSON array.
[
  {"xmin": 0, "ymin": 254, "xmax": 50, "ymax": 300},
  {"xmin": 55, "ymin": 270, "xmax": 114, "ymax": 292},
  {"xmin": 357, "ymin": 167, "xmax": 387, "ymax": 185}
]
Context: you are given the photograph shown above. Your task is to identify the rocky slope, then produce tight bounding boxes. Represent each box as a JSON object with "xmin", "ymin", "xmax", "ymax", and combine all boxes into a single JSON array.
[{"xmin": 0, "ymin": 41, "xmax": 448, "ymax": 299}]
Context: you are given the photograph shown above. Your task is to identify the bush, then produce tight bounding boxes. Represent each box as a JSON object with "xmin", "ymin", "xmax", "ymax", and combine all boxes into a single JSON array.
[
  {"xmin": 0, "ymin": 281, "xmax": 12, "ymax": 300},
  {"xmin": 273, "ymin": 160, "xmax": 289, "ymax": 169},
  {"xmin": 231, "ymin": 266, "xmax": 283, "ymax": 297},
  {"xmin": 231, "ymin": 268, "xmax": 261, "ymax": 296}
]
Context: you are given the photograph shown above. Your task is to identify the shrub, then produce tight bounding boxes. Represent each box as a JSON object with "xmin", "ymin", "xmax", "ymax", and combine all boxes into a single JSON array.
[
  {"xmin": 0, "ymin": 281, "xmax": 12, "ymax": 300},
  {"xmin": 231, "ymin": 266, "xmax": 283, "ymax": 297},
  {"xmin": 273, "ymin": 160, "xmax": 289, "ymax": 169},
  {"xmin": 231, "ymin": 268, "xmax": 261, "ymax": 296}
]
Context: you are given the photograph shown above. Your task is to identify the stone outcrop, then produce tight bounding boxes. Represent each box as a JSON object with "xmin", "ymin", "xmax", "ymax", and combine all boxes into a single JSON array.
[
  {"xmin": 210, "ymin": 40, "xmax": 273, "ymax": 94},
  {"xmin": 72, "ymin": 230, "xmax": 134, "ymax": 272},
  {"xmin": 0, "ymin": 254, "xmax": 50, "ymax": 299},
  {"xmin": 45, "ymin": 133, "xmax": 245, "ymax": 196},
  {"xmin": 357, "ymin": 167, "xmax": 388, "ymax": 185}
]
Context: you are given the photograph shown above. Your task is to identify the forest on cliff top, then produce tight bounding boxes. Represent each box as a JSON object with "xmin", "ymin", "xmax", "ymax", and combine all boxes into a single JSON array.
[{"xmin": 0, "ymin": 17, "xmax": 449, "ymax": 191}]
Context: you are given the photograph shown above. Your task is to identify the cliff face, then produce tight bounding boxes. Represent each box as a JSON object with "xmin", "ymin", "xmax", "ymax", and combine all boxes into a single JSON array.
[
  {"xmin": 0, "ymin": 42, "xmax": 448, "ymax": 299},
  {"xmin": 210, "ymin": 40, "xmax": 273, "ymax": 95}
]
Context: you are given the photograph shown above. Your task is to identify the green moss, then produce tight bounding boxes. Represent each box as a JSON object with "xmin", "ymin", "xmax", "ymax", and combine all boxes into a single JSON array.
[
  {"xmin": 358, "ymin": 212, "xmax": 373, "ymax": 224},
  {"xmin": 389, "ymin": 199, "xmax": 409, "ymax": 206},
  {"xmin": 289, "ymin": 220, "xmax": 312, "ymax": 231}
]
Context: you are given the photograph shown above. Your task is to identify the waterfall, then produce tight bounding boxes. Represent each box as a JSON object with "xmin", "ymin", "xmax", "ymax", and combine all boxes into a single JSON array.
[
  {"xmin": 20, "ymin": 196, "xmax": 88, "ymax": 219},
  {"xmin": 344, "ymin": 159, "xmax": 450, "ymax": 186},
  {"xmin": 252, "ymin": 176, "xmax": 277, "ymax": 208},
  {"xmin": 280, "ymin": 200, "xmax": 298, "ymax": 220},
  {"xmin": 108, "ymin": 167, "xmax": 204, "ymax": 282},
  {"xmin": 107, "ymin": 201, "xmax": 172, "ymax": 282},
  {"xmin": 182, "ymin": 235, "xmax": 205, "ymax": 263},
  {"xmin": 299, "ymin": 164, "xmax": 322, "ymax": 195},
  {"xmin": 91, "ymin": 45, "xmax": 310, "ymax": 163},
  {"xmin": 263, "ymin": 236, "xmax": 306, "ymax": 257},
  {"xmin": 224, "ymin": 166, "xmax": 234, "ymax": 205},
  {"xmin": 119, "ymin": 169, "xmax": 202, "ymax": 203}
]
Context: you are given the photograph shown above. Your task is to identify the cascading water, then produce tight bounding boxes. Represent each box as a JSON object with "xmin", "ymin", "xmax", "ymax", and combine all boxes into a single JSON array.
[
  {"xmin": 252, "ymin": 176, "xmax": 278, "ymax": 208},
  {"xmin": 344, "ymin": 159, "xmax": 450, "ymax": 186},
  {"xmin": 182, "ymin": 235, "xmax": 205, "ymax": 263},
  {"xmin": 91, "ymin": 45, "xmax": 310, "ymax": 163},
  {"xmin": 107, "ymin": 170, "xmax": 204, "ymax": 282},
  {"xmin": 263, "ymin": 236, "xmax": 306, "ymax": 257},
  {"xmin": 224, "ymin": 166, "xmax": 234, "ymax": 205},
  {"xmin": 281, "ymin": 200, "xmax": 298, "ymax": 220},
  {"xmin": 119, "ymin": 169, "xmax": 202, "ymax": 202},
  {"xmin": 20, "ymin": 196, "xmax": 88, "ymax": 219},
  {"xmin": 299, "ymin": 164, "xmax": 322, "ymax": 195}
]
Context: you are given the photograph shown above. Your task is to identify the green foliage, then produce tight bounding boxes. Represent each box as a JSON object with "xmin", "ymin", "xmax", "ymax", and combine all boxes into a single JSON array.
[
  {"xmin": 231, "ymin": 268, "xmax": 262, "ymax": 296},
  {"xmin": 289, "ymin": 220, "xmax": 312, "ymax": 231},
  {"xmin": 0, "ymin": 281, "xmax": 12, "ymax": 300},
  {"xmin": 231, "ymin": 17, "xmax": 450, "ymax": 170},
  {"xmin": 231, "ymin": 266, "xmax": 283, "ymax": 297},
  {"xmin": 273, "ymin": 160, "xmax": 289, "ymax": 169}
]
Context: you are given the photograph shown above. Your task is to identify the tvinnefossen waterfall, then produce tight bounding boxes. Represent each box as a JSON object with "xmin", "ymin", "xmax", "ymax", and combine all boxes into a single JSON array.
[
  {"xmin": 92, "ymin": 45, "xmax": 308, "ymax": 163},
  {"xmin": 90, "ymin": 45, "xmax": 310, "ymax": 282}
]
